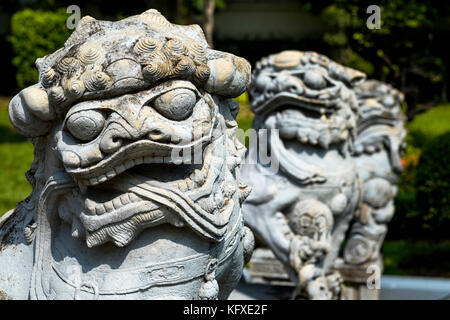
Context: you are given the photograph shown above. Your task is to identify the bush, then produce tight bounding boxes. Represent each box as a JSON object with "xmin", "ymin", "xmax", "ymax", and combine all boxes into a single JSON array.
[
  {"xmin": 383, "ymin": 240, "xmax": 450, "ymax": 277},
  {"xmin": 389, "ymin": 105, "xmax": 450, "ymax": 240},
  {"xmin": 414, "ymin": 131, "xmax": 450, "ymax": 237},
  {"xmin": 391, "ymin": 132, "xmax": 450, "ymax": 240},
  {"xmin": 0, "ymin": 102, "xmax": 33, "ymax": 215},
  {"xmin": 9, "ymin": 9, "xmax": 72, "ymax": 89}
]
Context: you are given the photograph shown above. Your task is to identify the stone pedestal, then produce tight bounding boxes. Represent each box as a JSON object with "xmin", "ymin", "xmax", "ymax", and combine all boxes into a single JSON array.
[
  {"xmin": 335, "ymin": 258, "xmax": 383, "ymax": 300},
  {"xmin": 247, "ymin": 247, "xmax": 382, "ymax": 300},
  {"xmin": 248, "ymin": 248, "xmax": 294, "ymax": 287}
]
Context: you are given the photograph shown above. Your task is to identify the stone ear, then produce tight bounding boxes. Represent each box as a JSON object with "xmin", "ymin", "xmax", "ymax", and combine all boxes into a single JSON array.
[
  {"xmin": 8, "ymin": 85, "xmax": 54, "ymax": 138},
  {"xmin": 345, "ymin": 68, "xmax": 366, "ymax": 87},
  {"xmin": 331, "ymin": 63, "xmax": 366, "ymax": 87},
  {"xmin": 204, "ymin": 53, "xmax": 251, "ymax": 98}
]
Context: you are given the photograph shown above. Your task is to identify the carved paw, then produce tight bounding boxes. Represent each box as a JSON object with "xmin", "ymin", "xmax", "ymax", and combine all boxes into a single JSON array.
[
  {"xmin": 289, "ymin": 236, "xmax": 313, "ymax": 271},
  {"xmin": 325, "ymin": 271, "xmax": 343, "ymax": 299}
]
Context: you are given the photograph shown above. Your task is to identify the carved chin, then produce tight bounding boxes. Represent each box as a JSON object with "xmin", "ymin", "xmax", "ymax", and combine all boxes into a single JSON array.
[{"xmin": 62, "ymin": 137, "xmax": 222, "ymax": 248}]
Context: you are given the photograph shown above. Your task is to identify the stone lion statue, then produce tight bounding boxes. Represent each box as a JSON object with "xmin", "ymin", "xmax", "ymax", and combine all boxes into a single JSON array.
[
  {"xmin": 242, "ymin": 50, "xmax": 366, "ymax": 299},
  {"xmin": 343, "ymin": 79, "xmax": 406, "ymax": 266},
  {"xmin": 0, "ymin": 9, "xmax": 254, "ymax": 300}
]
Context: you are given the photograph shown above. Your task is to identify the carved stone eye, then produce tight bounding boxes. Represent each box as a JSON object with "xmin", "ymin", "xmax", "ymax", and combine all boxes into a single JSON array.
[
  {"xmin": 303, "ymin": 69, "xmax": 327, "ymax": 90},
  {"xmin": 66, "ymin": 110, "xmax": 105, "ymax": 142},
  {"xmin": 152, "ymin": 88, "xmax": 196, "ymax": 120}
]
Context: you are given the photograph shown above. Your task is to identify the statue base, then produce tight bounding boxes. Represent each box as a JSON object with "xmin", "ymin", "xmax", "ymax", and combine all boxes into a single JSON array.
[
  {"xmin": 335, "ymin": 257, "xmax": 383, "ymax": 300},
  {"xmin": 248, "ymin": 248, "xmax": 293, "ymax": 287},
  {"xmin": 247, "ymin": 247, "xmax": 382, "ymax": 300}
]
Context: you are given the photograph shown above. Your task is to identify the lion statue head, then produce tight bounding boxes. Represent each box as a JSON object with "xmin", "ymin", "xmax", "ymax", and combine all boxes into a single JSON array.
[{"xmin": 1, "ymin": 9, "xmax": 253, "ymax": 300}]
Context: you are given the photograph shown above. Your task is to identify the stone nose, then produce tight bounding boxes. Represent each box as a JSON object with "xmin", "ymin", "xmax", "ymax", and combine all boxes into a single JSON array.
[
  {"xmin": 99, "ymin": 128, "xmax": 126, "ymax": 154},
  {"xmin": 139, "ymin": 109, "xmax": 183, "ymax": 144},
  {"xmin": 275, "ymin": 73, "xmax": 304, "ymax": 94},
  {"xmin": 144, "ymin": 121, "xmax": 175, "ymax": 143},
  {"xmin": 98, "ymin": 116, "xmax": 181, "ymax": 155}
]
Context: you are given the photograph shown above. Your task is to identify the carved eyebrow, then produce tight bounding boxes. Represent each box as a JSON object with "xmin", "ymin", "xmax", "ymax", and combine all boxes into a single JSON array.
[
  {"xmin": 141, "ymin": 83, "xmax": 200, "ymax": 106},
  {"xmin": 64, "ymin": 80, "xmax": 200, "ymax": 121},
  {"xmin": 141, "ymin": 79, "xmax": 199, "ymax": 98}
]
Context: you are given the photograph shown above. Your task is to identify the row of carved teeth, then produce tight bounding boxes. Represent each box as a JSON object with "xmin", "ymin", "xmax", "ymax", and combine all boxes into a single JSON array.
[
  {"xmin": 252, "ymin": 83, "xmax": 340, "ymax": 108},
  {"xmin": 277, "ymin": 112, "xmax": 333, "ymax": 127},
  {"xmin": 175, "ymin": 149, "xmax": 212, "ymax": 192},
  {"xmin": 79, "ymin": 156, "xmax": 183, "ymax": 187},
  {"xmin": 84, "ymin": 192, "xmax": 141, "ymax": 215},
  {"xmin": 278, "ymin": 125, "xmax": 350, "ymax": 149}
]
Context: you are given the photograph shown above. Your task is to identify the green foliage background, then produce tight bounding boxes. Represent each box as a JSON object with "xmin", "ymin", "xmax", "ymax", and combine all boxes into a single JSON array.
[
  {"xmin": 298, "ymin": 0, "xmax": 448, "ymax": 118},
  {"xmin": 9, "ymin": 9, "xmax": 72, "ymax": 89},
  {"xmin": 0, "ymin": 98, "xmax": 33, "ymax": 213},
  {"xmin": 414, "ymin": 132, "xmax": 450, "ymax": 234},
  {"xmin": 388, "ymin": 106, "xmax": 450, "ymax": 240}
]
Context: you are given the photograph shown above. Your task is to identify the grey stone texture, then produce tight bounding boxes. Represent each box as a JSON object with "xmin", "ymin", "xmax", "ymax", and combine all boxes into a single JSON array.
[{"xmin": 0, "ymin": 9, "xmax": 254, "ymax": 300}]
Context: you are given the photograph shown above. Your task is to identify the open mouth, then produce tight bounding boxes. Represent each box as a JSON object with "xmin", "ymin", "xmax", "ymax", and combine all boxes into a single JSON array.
[
  {"xmin": 67, "ymin": 133, "xmax": 212, "ymax": 189},
  {"xmin": 259, "ymin": 100, "xmax": 353, "ymax": 185},
  {"xmin": 251, "ymin": 77, "xmax": 342, "ymax": 116},
  {"xmin": 76, "ymin": 138, "xmax": 213, "ymax": 213},
  {"xmin": 81, "ymin": 161, "xmax": 196, "ymax": 217},
  {"xmin": 66, "ymin": 129, "xmax": 232, "ymax": 247},
  {"xmin": 269, "ymin": 128, "xmax": 327, "ymax": 185},
  {"xmin": 264, "ymin": 100, "xmax": 349, "ymax": 149}
]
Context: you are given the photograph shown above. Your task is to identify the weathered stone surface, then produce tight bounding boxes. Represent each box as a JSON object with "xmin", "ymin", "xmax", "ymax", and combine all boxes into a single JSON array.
[
  {"xmin": 247, "ymin": 248, "xmax": 382, "ymax": 300},
  {"xmin": 0, "ymin": 9, "xmax": 253, "ymax": 300},
  {"xmin": 243, "ymin": 51, "xmax": 406, "ymax": 300},
  {"xmin": 342, "ymin": 79, "xmax": 406, "ymax": 266},
  {"xmin": 242, "ymin": 50, "xmax": 366, "ymax": 299}
]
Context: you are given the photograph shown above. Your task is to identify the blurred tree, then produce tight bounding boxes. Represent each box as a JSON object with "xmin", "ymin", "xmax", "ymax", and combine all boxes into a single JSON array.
[
  {"xmin": 0, "ymin": 0, "xmax": 22, "ymax": 95},
  {"xmin": 203, "ymin": 0, "xmax": 216, "ymax": 47},
  {"xmin": 181, "ymin": 0, "xmax": 227, "ymax": 46},
  {"xmin": 300, "ymin": 0, "xmax": 449, "ymax": 120},
  {"xmin": 414, "ymin": 131, "xmax": 450, "ymax": 239}
]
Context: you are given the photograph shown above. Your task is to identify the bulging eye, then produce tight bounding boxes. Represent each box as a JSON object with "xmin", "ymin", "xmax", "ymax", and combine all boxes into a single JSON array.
[
  {"xmin": 66, "ymin": 110, "xmax": 105, "ymax": 142},
  {"xmin": 152, "ymin": 88, "xmax": 197, "ymax": 120}
]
